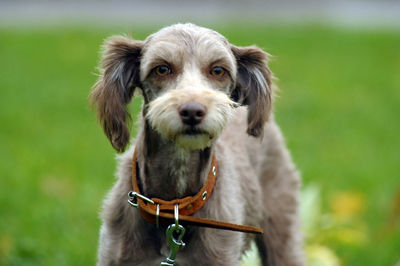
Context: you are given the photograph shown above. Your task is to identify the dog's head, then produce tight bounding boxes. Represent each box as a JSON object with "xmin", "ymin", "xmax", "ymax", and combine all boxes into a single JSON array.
[{"xmin": 90, "ymin": 23, "xmax": 273, "ymax": 152}]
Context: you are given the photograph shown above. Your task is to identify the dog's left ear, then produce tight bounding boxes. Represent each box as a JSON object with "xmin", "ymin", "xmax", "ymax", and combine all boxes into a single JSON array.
[
  {"xmin": 231, "ymin": 45, "xmax": 273, "ymax": 138},
  {"xmin": 90, "ymin": 36, "xmax": 143, "ymax": 152}
]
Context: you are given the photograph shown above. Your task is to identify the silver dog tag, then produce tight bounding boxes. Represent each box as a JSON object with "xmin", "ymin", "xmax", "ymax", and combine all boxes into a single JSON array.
[{"xmin": 160, "ymin": 224, "xmax": 186, "ymax": 266}]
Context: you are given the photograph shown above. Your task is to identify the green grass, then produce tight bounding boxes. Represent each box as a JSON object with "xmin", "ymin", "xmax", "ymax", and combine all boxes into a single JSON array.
[{"xmin": 0, "ymin": 24, "xmax": 399, "ymax": 265}]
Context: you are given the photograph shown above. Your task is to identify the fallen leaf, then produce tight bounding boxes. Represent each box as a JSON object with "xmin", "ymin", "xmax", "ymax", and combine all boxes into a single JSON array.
[{"xmin": 330, "ymin": 191, "xmax": 365, "ymax": 220}]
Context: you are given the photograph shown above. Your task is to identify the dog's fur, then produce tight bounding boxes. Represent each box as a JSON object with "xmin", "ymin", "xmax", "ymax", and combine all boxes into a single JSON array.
[{"xmin": 90, "ymin": 23, "xmax": 304, "ymax": 266}]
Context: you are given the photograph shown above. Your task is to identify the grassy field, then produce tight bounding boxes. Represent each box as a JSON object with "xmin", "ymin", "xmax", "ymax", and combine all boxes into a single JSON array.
[{"xmin": 0, "ymin": 23, "xmax": 399, "ymax": 265}]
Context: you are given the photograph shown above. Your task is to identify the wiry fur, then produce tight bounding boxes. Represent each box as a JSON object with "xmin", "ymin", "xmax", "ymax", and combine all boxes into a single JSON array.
[
  {"xmin": 146, "ymin": 88, "xmax": 237, "ymax": 150},
  {"xmin": 90, "ymin": 23, "xmax": 305, "ymax": 266}
]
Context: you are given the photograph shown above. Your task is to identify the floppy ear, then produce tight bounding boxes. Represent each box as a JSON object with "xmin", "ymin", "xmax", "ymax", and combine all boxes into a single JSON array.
[
  {"xmin": 89, "ymin": 36, "xmax": 143, "ymax": 152},
  {"xmin": 231, "ymin": 45, "xmax": 273, "ymax": 138}
]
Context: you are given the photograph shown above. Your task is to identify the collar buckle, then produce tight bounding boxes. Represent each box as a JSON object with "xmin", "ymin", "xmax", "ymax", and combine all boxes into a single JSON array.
[{"xmin": 128, "ymin": 191, "xmax": 155, "ymax": 208}]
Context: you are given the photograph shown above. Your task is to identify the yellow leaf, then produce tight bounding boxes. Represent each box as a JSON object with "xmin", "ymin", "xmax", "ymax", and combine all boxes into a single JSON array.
[
  {"xmin": 0, "ymin": 235, "xmax": 13, "ymax": 259},
  {"xmin": 330, "ymin": 191, "xmax": 365, "ymax": 220},
  {"xmin": 333, "ymin": 227, "xmax": 368, "ymax": 246},
  {"xmin": 306, "ymin": 244, "xmax": 340, "ymax": 266}
]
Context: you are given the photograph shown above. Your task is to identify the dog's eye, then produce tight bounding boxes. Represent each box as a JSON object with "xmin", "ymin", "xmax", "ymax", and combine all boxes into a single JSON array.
[
  {"xmin": 154, "ymin": 65, "xmax": 171, "ymax": 76},
  {"xmin": 210, "ymin": 66, "xmax": 225, "ymax": 77}
]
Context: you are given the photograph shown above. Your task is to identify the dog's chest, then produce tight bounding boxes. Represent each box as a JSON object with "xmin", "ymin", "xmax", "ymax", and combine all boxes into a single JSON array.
[
  {"xmin": 131, "ymin": 223, "xmax": 197, "ymax": 266},
  {"xmin": 168, "ymin": 151, "xmax": 190, "ymax": 196}
]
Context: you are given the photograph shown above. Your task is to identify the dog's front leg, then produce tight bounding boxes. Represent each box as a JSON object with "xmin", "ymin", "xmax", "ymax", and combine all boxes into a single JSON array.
[{"xmin": 97, "ymin": 224, "xmax": 120, "ymax": 266}]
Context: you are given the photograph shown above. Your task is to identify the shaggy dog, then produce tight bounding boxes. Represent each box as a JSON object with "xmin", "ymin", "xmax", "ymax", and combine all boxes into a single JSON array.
[{"xmin": 90, "ymin": 23, "xmax": 304, "ymax": 266}]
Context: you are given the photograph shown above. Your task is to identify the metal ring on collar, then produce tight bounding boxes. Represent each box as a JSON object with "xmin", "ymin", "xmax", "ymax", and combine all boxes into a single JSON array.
[
  {"xmin": 156, "ymin": 204, "xmax": 160, "ymax": 228},
  {"xmin": 174, "ymin": 204, "xmax": 179, "ymax": 226}
]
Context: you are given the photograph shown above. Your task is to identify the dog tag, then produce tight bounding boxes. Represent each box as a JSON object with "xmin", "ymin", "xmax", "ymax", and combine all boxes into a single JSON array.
[{"xmin": 160, "ymin": 224, "xmax": 186, "ymax": 266}]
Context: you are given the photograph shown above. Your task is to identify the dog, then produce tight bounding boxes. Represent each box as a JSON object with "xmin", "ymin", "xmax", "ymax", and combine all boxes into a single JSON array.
[{"xmin": 90, "ymin": 23, "xmax": 304, "ymax": 266}]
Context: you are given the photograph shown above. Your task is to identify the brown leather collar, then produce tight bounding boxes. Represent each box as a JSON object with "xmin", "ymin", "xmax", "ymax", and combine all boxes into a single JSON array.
[{"xmin": 131, "ymin": 147, "xmax": 263, "ymax": 234}]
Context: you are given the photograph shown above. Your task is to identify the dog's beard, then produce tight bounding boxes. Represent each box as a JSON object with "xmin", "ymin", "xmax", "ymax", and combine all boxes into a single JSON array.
[{"xmin": 175, "ymin": 132, "xmax": 213, "ymax": 150}]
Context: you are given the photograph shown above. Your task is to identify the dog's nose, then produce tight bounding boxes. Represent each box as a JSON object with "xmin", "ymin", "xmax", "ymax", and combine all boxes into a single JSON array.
[{"xmin": 179, "ymin": 102, "xmax": 206, "ymax": 126}]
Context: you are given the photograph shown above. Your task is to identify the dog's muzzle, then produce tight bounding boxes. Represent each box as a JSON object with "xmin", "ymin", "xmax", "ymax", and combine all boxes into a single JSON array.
[{"xmin": 146, "ymin": 88, "xmax": 236, "ymax": 150}]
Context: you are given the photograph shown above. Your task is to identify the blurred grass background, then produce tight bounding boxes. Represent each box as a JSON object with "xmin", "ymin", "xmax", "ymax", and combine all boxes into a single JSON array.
[{"xmin": 0, "ymin": 23, "xmax": 399, "ymax": 265}]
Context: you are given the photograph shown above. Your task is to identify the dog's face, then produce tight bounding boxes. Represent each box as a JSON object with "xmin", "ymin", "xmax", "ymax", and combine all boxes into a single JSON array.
[
  {"xmin": 90, "ymin": 24, "xmax": 273, "ymax": 152},
  {"xmin": 142, "ymin": 25, "xmax": 238, "ymax": 150}
]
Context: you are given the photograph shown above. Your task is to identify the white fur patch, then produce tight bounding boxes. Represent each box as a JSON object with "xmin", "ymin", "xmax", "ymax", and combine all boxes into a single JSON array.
[{"xmin": 175, "ymin": 134, "xmax": 212, "ymax": 150}]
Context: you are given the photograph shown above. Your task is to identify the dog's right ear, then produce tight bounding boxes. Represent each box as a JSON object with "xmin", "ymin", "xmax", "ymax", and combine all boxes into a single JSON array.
[{"xmin": 90, "ymin": 36, "xmax": 143, "ymax": 152}]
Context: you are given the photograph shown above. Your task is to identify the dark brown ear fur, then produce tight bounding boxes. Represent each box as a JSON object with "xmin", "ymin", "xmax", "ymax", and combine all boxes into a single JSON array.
[
  {"xmin": 231, "ymin": 45, "xmax": 273, "ymax": 138},
  {"xmin": 89, "ymin": 36, "xmax": 143, "ymax": 152}
]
